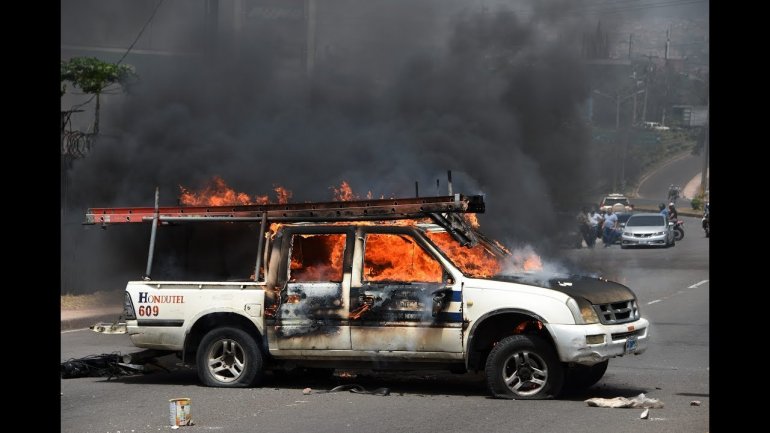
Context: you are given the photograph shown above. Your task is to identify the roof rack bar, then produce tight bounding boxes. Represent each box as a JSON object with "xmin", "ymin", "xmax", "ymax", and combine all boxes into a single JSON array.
[{"xmin": 85, "ymin": 194, "xmax": 485, "ymax": 225}]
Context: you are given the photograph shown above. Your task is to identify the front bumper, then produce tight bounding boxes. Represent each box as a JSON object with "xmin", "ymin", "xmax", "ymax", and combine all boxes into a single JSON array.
[
  {"xmin": 546, "ymin": 318, "xmax": 649, "ymax": 366},
  {"xmin": 621, "ymin": 233, "xmax": 667, "ymax": 246}
]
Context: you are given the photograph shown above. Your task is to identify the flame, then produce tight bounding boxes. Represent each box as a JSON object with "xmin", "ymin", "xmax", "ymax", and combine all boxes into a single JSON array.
[
  {"xmin": 507, "ymin": 246, "xmax": 543, "ymax": 272},
  {"xmin": 425, "ymin": 231, "xmax": 501, "ymax": 278},
  {"xmin": 465, "ymin": 213, "xmax": 480, "ymax": 229},
  {"xmin": 364, "ymin": 233, "xmax": 443, "ymax": 282},
  {"xmin": 289, "ymin": 233, "xmax": 346, "ymax": 282},
  {"xmin": 332, "ymin": 181, "xmax": 357, "ymax": 201},
  {"xmin": 179, "ymin": 176, "xmax": 252, "ymax": 206},
  {"xmin": 178, "ymin": 176, "xmax": 292, "ymax": 206},
  {"xmin": 330, "ymin": 181, "xmax": 384, "ymax": 201},
  {"xmin": 274, "ymin": 186, "xmax": 292, "ymax": 204}
]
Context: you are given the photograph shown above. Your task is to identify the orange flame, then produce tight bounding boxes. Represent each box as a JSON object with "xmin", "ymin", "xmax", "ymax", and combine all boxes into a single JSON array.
[
  {"xmin": 465, "ymin": 213, "xmax": 480, "ymax": 229},
  {"xmin": 179, "ymin": 177, "xmax": 292, "ymax": 206},
  {"xmin": 332, "ymin": 181, "xmax": 357, "ymax": 201},
  {"xmin": 289, "ymin": 233, "xmax": 346, "ymax": 282},
  {"xmin": 425, "ymin": 231, "xmax": 501, "ymax": 278},
  {"xmin": 507, "ymin": 247, "xmax": 543, "ymax": 272},
  {"xmin": 179, "ymin": 176, "xmax": 251, "ymax": 206},
  {"xmin": 364, "ymin": 233, "xmax": 443, "ymax": 282},
  {"xmin": 274, "ymin": 186, "xmax": 292, "ymax": 204}
]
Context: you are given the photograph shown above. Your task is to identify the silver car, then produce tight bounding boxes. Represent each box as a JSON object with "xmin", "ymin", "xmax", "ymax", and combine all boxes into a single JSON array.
[{"xmin": 620, "ymin": 213, "xmax": 675, "ymax": 248}]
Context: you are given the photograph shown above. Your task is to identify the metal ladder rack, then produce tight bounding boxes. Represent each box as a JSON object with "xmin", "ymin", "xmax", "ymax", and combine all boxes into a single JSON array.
[{"xmin": 84, "ymin": 190, "xmax": 485, "ymax": 281}]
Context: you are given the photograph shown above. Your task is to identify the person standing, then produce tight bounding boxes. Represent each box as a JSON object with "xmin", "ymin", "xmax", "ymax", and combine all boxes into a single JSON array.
[
  {"xmin": 602, "ymin": 209, "xmax": 619, "ymax": 247},
  {"xmin": 587, "ymin": 209, "xmax": 602, "ymax": 247},
  {"xmin": 576, "ymin": 207, "xmax": 592, "ymax": 248}
]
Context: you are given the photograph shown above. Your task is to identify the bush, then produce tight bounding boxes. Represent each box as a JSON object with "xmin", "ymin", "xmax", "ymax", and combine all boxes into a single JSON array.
[{"xmin": 691, "ymin": 195, "xmax": 703, "ymax": 210}]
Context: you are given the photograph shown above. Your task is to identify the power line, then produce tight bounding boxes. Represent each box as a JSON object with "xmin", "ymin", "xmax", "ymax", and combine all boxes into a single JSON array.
[{"xmin": 116, "ymin": 0, "xmax": 166, "ymax": 65}]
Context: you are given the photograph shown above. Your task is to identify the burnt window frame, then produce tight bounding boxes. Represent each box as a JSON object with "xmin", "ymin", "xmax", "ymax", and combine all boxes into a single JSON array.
[{"xmin": 278, "ymin": 226, "xmax": 356, "ymax": 285}]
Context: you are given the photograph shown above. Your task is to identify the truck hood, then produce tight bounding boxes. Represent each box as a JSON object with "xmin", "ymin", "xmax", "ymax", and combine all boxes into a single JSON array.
[{"xmin": 485, "ymin": 274, "xmax": 636, "ymax": 305}]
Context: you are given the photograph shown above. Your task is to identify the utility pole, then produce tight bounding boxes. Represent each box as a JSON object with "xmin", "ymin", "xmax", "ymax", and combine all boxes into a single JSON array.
[
  {"xmin": 628, "ymin": 33, "xmax": 633, "ymax": 60},
  {"xmin": 699, "ymin": 100, "xmax": 709, "ymax": 196}
]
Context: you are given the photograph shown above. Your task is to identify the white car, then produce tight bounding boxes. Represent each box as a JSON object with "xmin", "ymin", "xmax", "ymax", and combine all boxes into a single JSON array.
[
  {"xmin": 599, "ymin": 194, "xmax": 633, "ymax": 213},
  {"xmin": 620, "ymin": 213, "xmax": 675, "ymax": 248}
]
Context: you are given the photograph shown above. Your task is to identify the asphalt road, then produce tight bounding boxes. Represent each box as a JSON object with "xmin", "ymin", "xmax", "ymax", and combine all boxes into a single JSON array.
[
  {"xmin": 634, "ymin": 153, "xmax": 705, "ymax": 209},
  {"xmin": 60, "ymin": 216, "xmax": 708, "ymax": 433}
]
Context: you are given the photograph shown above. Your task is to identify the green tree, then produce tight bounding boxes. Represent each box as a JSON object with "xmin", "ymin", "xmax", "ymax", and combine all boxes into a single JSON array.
[{"xmin": 60, "ymin": 57, "xmax": 136, "ymax": 134}]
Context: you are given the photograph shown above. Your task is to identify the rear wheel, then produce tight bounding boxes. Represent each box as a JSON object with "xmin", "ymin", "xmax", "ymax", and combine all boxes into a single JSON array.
[
  {"xmin": 674, "ymin": 227, "xmax": 684, "ymax": 241},
  {"xmin": 485, "ymin": 335, "xmax": 564, "ymax": 400},
  {"xmin": 197, "ymin": 327, "xmax": 263, "ymax": 388}
]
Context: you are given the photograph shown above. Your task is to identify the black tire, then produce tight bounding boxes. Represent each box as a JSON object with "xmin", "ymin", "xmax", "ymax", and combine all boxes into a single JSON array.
[
  {"xmin": 674, "ymin": 227, "xmax": 684, "ymax": 241},
  {"xmin": 620, "ymin": 245, "xmax": 627, "ymax": 249},
  {"xmin": 485, "ymin": 335, "xmax": 564, "ymax": 400},
  {"xmin": 196, "ymin": 327, "xmax": 263, "ymax": 388},
  {"xmin": 564, "ymin": 360, "xmax": 608, "ymax": 391}
]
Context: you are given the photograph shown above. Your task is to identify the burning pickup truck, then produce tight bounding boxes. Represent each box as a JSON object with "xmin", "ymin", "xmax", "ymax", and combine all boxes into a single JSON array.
[{"xmin": 86, "ymin": 192, "xmax": 648, "ymax": 399}]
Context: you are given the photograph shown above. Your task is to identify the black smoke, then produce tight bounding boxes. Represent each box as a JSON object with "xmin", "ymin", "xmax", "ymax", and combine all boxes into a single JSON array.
[{"xmin": 62, "ymin": 0, "xmax": 598, "ymax": 293}]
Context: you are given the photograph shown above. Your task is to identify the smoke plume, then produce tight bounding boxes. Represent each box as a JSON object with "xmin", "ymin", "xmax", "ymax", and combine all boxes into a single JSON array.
[{"xmin": 62, "ymin": 0, "xmax": 599, "ymax": 293}]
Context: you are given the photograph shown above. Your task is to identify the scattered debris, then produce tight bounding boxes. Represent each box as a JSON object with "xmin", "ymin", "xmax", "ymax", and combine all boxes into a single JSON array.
[
  {"xmin": 302, "ymin": 388, "xmax": 312, "ymax": 395},
  {"xmin": 315, "ymin": 384, "xmax": 390, "ymax": 396},
  {"xmin": 640, "ymin": 408, "xmax": 649, "ymax": 419},
  {"xmin": 585, "ymin": 393, "xmax": 664, "ymax": 409},
  {"xmin": 90, "ymin": 321, "xmax": 127, "ymax": 334},
  {"xmin": 690, "ymin": 400, "xmax": 701, "ymax": 406},
  {"xmin": 60, "ymin": 353, "xmax": 143, "ymax": 379}
]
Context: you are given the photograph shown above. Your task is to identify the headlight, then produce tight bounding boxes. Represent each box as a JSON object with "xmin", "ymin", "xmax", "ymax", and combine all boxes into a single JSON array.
[
  {"xmin": 566, "ymin": 297, "xmax": 600, "ymax": 324},
  {"xmin": 623, "ymin": 232, "xmax": 631, "ymax": 236},
  {"xmin": 653, "ymin": 231, "xmax": 664, "ymax": 236}
]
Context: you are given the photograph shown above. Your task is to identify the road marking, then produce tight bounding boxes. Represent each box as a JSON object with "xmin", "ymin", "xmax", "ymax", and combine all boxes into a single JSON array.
[
  {"xmin": 60, "ymin": 328, "xmax": 88, "ymax": 334},
  {"xmin": 688, "ymin": 280, "xmax": 709, "ymax": 289},
  {"xmin": 647, "ymin": 299, "xmax": 662, "ymax": 305}
]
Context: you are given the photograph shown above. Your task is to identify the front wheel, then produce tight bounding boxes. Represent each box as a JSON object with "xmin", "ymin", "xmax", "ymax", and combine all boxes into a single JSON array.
[
  {"xmin": 485, "ymin": 335, "xmax": 564, "ymax": 400},
  {"xmin": 564, "ymin": 360, "xmax": 608, "ymax": 391},
  {"xmin": 196, "ymin": 327, "xmax": 263, "ymax": 388}
]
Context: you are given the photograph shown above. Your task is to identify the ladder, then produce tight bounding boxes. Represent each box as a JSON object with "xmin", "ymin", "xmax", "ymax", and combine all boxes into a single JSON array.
[
  {"xmin": 84, "ymin": 193, "xmax": 484, "ymax": 225},
  {"xmin": 84, "ymin": 190, "xmax": 485, "ymax": 280}
]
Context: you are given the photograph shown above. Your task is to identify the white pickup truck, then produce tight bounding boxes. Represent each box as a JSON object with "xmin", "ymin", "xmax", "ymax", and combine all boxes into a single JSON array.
[{"xmin": 88, "ymin": 193, "xmax": 648, "ymax": 399}]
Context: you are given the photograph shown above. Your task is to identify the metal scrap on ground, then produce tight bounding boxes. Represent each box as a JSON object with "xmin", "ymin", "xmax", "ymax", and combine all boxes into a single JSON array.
[{"xmin": 312, "ymin": 384, "xmax": 391, "ymax": 396}]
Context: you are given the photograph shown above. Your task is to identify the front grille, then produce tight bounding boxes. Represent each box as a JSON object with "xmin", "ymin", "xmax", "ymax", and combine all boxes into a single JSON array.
[
  {"xmin": 611, "ymin": 328, "xmax": 645, "ymax": 341},
  {"xmin": 633, "ymin": 233, "xmax": 653, "ymax": 238},
  {"xmin": 593, "ymin": 299, "xmax": 639, "ymax": 324}
]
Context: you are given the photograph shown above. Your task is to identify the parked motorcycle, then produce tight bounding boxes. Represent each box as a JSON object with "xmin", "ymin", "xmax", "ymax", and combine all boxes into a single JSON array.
[{"xmin": 702, "ymin": 204, "xmax": 710, "ymax": 238}]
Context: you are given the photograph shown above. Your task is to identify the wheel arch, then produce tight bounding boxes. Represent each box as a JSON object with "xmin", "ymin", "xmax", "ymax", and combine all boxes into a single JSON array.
[
  {"xmin": 184, "ymin": 312, "xmax": 266, "ymax": 363},
  {"xmin": 466, "ymin": 308, "xmax": 557, "ymax": 371}
]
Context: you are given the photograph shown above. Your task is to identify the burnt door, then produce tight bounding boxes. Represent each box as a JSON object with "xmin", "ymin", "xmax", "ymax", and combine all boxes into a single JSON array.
[
  {"xmin": 273, "ymin": 230, "xmax": 352, "ymax": 350},
  {"xmin": 349, "ymin": 230, "xmax": 463, "ymax": 353}
]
